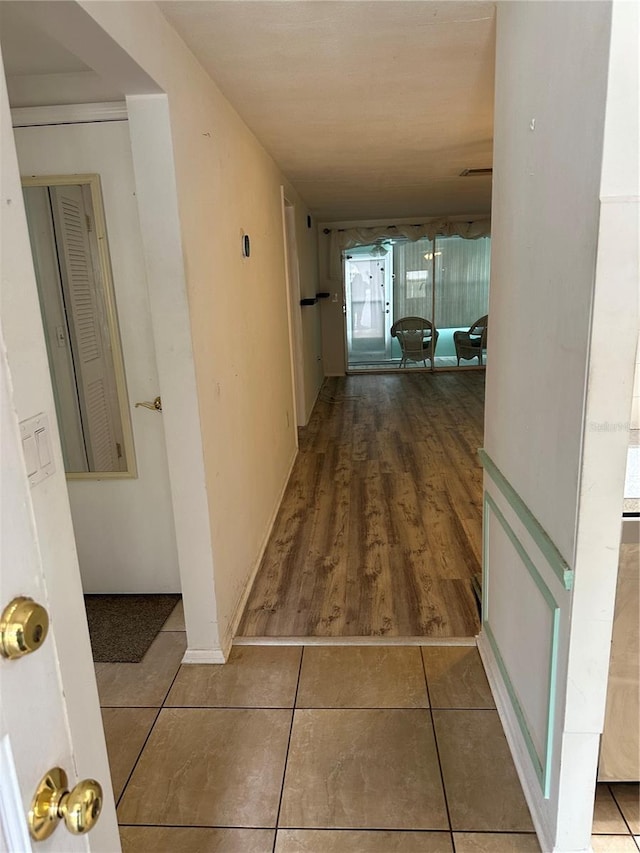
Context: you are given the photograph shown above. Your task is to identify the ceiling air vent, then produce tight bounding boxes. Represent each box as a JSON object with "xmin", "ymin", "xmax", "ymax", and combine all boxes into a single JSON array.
[{"xmin": 460, "ymin": 168, "xmax": 493, "ymax": 177}]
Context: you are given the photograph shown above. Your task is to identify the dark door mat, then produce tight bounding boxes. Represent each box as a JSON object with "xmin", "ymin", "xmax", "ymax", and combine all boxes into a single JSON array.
[{"xmin": 84, "ymin": 594, "xmax": 181, "ymax": 663}]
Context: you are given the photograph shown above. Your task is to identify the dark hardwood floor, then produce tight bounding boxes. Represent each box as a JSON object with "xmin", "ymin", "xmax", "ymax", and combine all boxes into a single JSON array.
[{"xmin": 238, "ymin": 372, "xmax": 485, "ymax": 638}]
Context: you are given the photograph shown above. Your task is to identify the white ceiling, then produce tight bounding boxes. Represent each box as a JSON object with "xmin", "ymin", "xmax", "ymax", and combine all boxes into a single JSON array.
[
  {"xmin": 0, "ymin": 0, "xmax": 495, "ymax": 221},
  {"xmin": 159, "ymin": 0, "xmax": 496, "ymax": 222}
]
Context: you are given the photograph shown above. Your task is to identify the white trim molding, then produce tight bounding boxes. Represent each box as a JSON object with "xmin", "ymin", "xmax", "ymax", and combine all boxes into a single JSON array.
[
  {"xmin": 182, "ymin": 648, "xmax": 227, "ymax": 665},
  {"xmin": 483, "ymin": 492, "xmax": 561, "ymax": 798},
  {"xmin": 11, "ymin": 102, "xmax": 127, "ymax": 128},
  {"xmin": 478, "ymin": 633, "xmax": 556, "ymax": 853},
  {"xmin": 234, "ymin": 635, "xmax": 478, "ymax": 647}
]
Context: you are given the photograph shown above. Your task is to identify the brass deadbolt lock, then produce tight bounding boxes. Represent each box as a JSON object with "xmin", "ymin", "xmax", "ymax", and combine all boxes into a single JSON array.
[
  {"xmin": 0, "ymin": 596, "xmax": 49, "ymax": 659},
  {"xmin": 28, "ymin": 767, "xmax": 103, "ymax": 841}
]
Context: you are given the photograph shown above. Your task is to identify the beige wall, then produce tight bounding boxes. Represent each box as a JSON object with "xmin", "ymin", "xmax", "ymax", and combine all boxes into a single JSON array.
[{"xmin": 77, "ymin": 1, "xmax": 320, "ymax": 649}]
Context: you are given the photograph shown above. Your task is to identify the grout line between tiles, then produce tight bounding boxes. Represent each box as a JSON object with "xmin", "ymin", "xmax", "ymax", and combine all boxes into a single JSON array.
[
  {"xmin": 608, "ymin": 784, "xmax": 639, "ymax": 839},
  {"xmin": 420, "ymin": 649, "xmax": 454, "ymax": 837},
  {"xmin": 160, "ymin": 704, "xmax": 454, "ymax": 711},
  {"xmin": 272, "ymin": 647, "xmax": 304, "ymax": 852},
  {"xmin": 114, "ymin": 660, "xmax": 184, "ymax": 810},
  {"xmin": 118, "ymin": 823, "xmax": 275, "ymax": 830},
  {"xmin": 115, "ymin": 706, "xmax": 162, "ymax": 811},
  {"xmin": 117, "ymin": 823, "xmax": 540, "ymax": 834}
]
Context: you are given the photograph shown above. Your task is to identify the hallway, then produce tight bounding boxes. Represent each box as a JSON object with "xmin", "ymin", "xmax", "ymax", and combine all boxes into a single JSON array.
[{"xmin": 239, "ymin": 372, "xmax": 484, "ymax": 638}]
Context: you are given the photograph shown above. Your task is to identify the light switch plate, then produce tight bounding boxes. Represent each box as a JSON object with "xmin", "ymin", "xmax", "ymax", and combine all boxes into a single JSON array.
[{"xmin": 19, "ymin": 413, "xmax": 55, "ymax": 486}]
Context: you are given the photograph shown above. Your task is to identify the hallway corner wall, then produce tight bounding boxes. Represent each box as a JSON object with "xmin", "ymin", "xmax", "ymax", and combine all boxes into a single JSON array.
[
  {"xmin": 77, "ymin": 2, "xmax": 305, "ymax": 655},
  {"xmin": 483, "ymin": 1, "xmax": 637, "ymax": 851}
]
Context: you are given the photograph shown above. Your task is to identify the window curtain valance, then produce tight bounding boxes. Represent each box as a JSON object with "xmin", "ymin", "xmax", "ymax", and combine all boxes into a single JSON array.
[{"xmin": 327, "ymin": 218, "xmax": 491, "ymax": 281}]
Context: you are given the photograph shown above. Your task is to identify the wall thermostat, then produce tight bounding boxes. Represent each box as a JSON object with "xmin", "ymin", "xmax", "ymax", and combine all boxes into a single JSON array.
[{"xmin": 242, "ymin": 232, "xmax": 251, "ymax": 258}]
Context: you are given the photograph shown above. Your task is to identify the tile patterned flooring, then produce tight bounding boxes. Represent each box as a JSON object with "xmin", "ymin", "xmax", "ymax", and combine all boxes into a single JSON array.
[{"xmin": 97, "ymin": 601, "xmax": 640, "ymax": 852}]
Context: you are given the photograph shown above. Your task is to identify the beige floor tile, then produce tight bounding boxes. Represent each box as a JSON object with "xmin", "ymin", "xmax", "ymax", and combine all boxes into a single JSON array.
[
  {"xmin": 279, "ymin": 709, "xmax": 448, "ymax": 830},
  {"xmin": 119, "ymin": 827, "xmax": 275, "ymax": 853},
  {"xmin": 421, "ymin": 647, "xmax": 494, "ymax": 709},
  {"xmin": 594, "ymin": 785, "xmax": 630, "ymax": 834},
  {"xmin": 117, "ymin": 708, "xmax": 291, "ymax": 827},
  {"xmin": 433, "ymin": 710, "xmax": 533, "ymax": 832},
  {"xmin": 296, "ymin": 647, "xmax": 428, "ymax": 708},
  {"xmin": 166, "ymin": 646, "xmax": 302, "ymax": 708},
  {"xmin": 275, "ymin": 829, "xmax": 453, "ymax": 852},
  {"xmin": 95, "ymin": 631, "xmax": 186, "ymax": 707},
  {"xmin": 101, "ymin": 707, "xmax": 157, "ymax": 800},
  {"xmin": 452, "ymin": 833, "xmax": 541, "ymax": 852},
  {"xmin": 161, "ymin": 599, "xmax": 185, "ymax": 631},
  {"xmin": 591, "ymin": 835, "xmax": 639, "ymax": 852},
  {"xmin": 610, "ymin": 784, "xmax": 640, "ymax": 834}
]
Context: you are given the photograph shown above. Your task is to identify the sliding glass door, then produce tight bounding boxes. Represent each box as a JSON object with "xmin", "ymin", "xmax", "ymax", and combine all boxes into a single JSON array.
[
  {"xmin": 345, "ymin": 235, "xmax": 490, "ymax": 370},
  {"xmin": 434, "ymin": 235, "xmax": 491, "ymax": 365}
]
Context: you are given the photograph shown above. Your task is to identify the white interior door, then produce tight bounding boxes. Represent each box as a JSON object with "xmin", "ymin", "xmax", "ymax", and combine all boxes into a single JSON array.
[
  {"xmin": 0, "ymin": 51, "xmax": 119, "ymax": 852},
  {"xmin": 0, "ymin": 335, "xmax": 86, "ymax": 853}
]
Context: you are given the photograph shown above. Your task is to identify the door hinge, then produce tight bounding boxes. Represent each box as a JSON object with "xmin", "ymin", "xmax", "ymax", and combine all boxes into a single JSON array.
[
  {"xmin": 85, "ymin": 214, "xmax": 92, "ymax": 233},
  {"xmin": 116, "ymin": 442, "xmax": 122, "ymax": 459}
]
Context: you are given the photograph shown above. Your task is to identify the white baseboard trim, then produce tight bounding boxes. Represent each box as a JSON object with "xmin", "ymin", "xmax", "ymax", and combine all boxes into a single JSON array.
[
  {"xmin": 234, "ymin": 635, "xmax": 477, "ymax": 647},
  {"xmin": 478, "ymin": 630, "xmax": 556, "ymax": 853},
  {"xmin": 182, "ymin": 648, "xmax": 227, "ymax": 665},
  {"xmin": 222, "ymin": 448, "xmax": 299, "ymax": 655}
]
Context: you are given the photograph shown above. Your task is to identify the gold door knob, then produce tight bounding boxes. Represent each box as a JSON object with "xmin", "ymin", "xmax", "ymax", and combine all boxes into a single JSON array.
[
  {"xmin": 0, "ymin": 596, "xmax": 49, "ymax": 659},
  {"xmin": 28, "ymin": 767, "xmax": 103, "ymax": 841}
]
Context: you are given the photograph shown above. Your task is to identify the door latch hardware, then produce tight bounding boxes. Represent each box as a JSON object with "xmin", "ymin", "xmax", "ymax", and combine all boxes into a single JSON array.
[
  {"xmin": 0, "ymin": 596, "xmax": 49, "ymax": 659},
  {"xmin": 28, "ymin": 767, "xmax": 103, "ymax": 841}
]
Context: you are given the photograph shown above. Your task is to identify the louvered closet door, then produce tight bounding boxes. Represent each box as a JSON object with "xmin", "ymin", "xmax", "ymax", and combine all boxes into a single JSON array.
[{"xmin": 49, "ymin": 185, "xmax": 118, "ymax": 471}]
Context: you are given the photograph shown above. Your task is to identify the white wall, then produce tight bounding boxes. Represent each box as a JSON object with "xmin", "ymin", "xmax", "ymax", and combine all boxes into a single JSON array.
[
  {"xmin": 14, "ymin": 119, "xmax": 180, "ymax": 593},
  {"xmin": 480, "ymin": 2, "xmax": 638, "ymax": 851}
]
